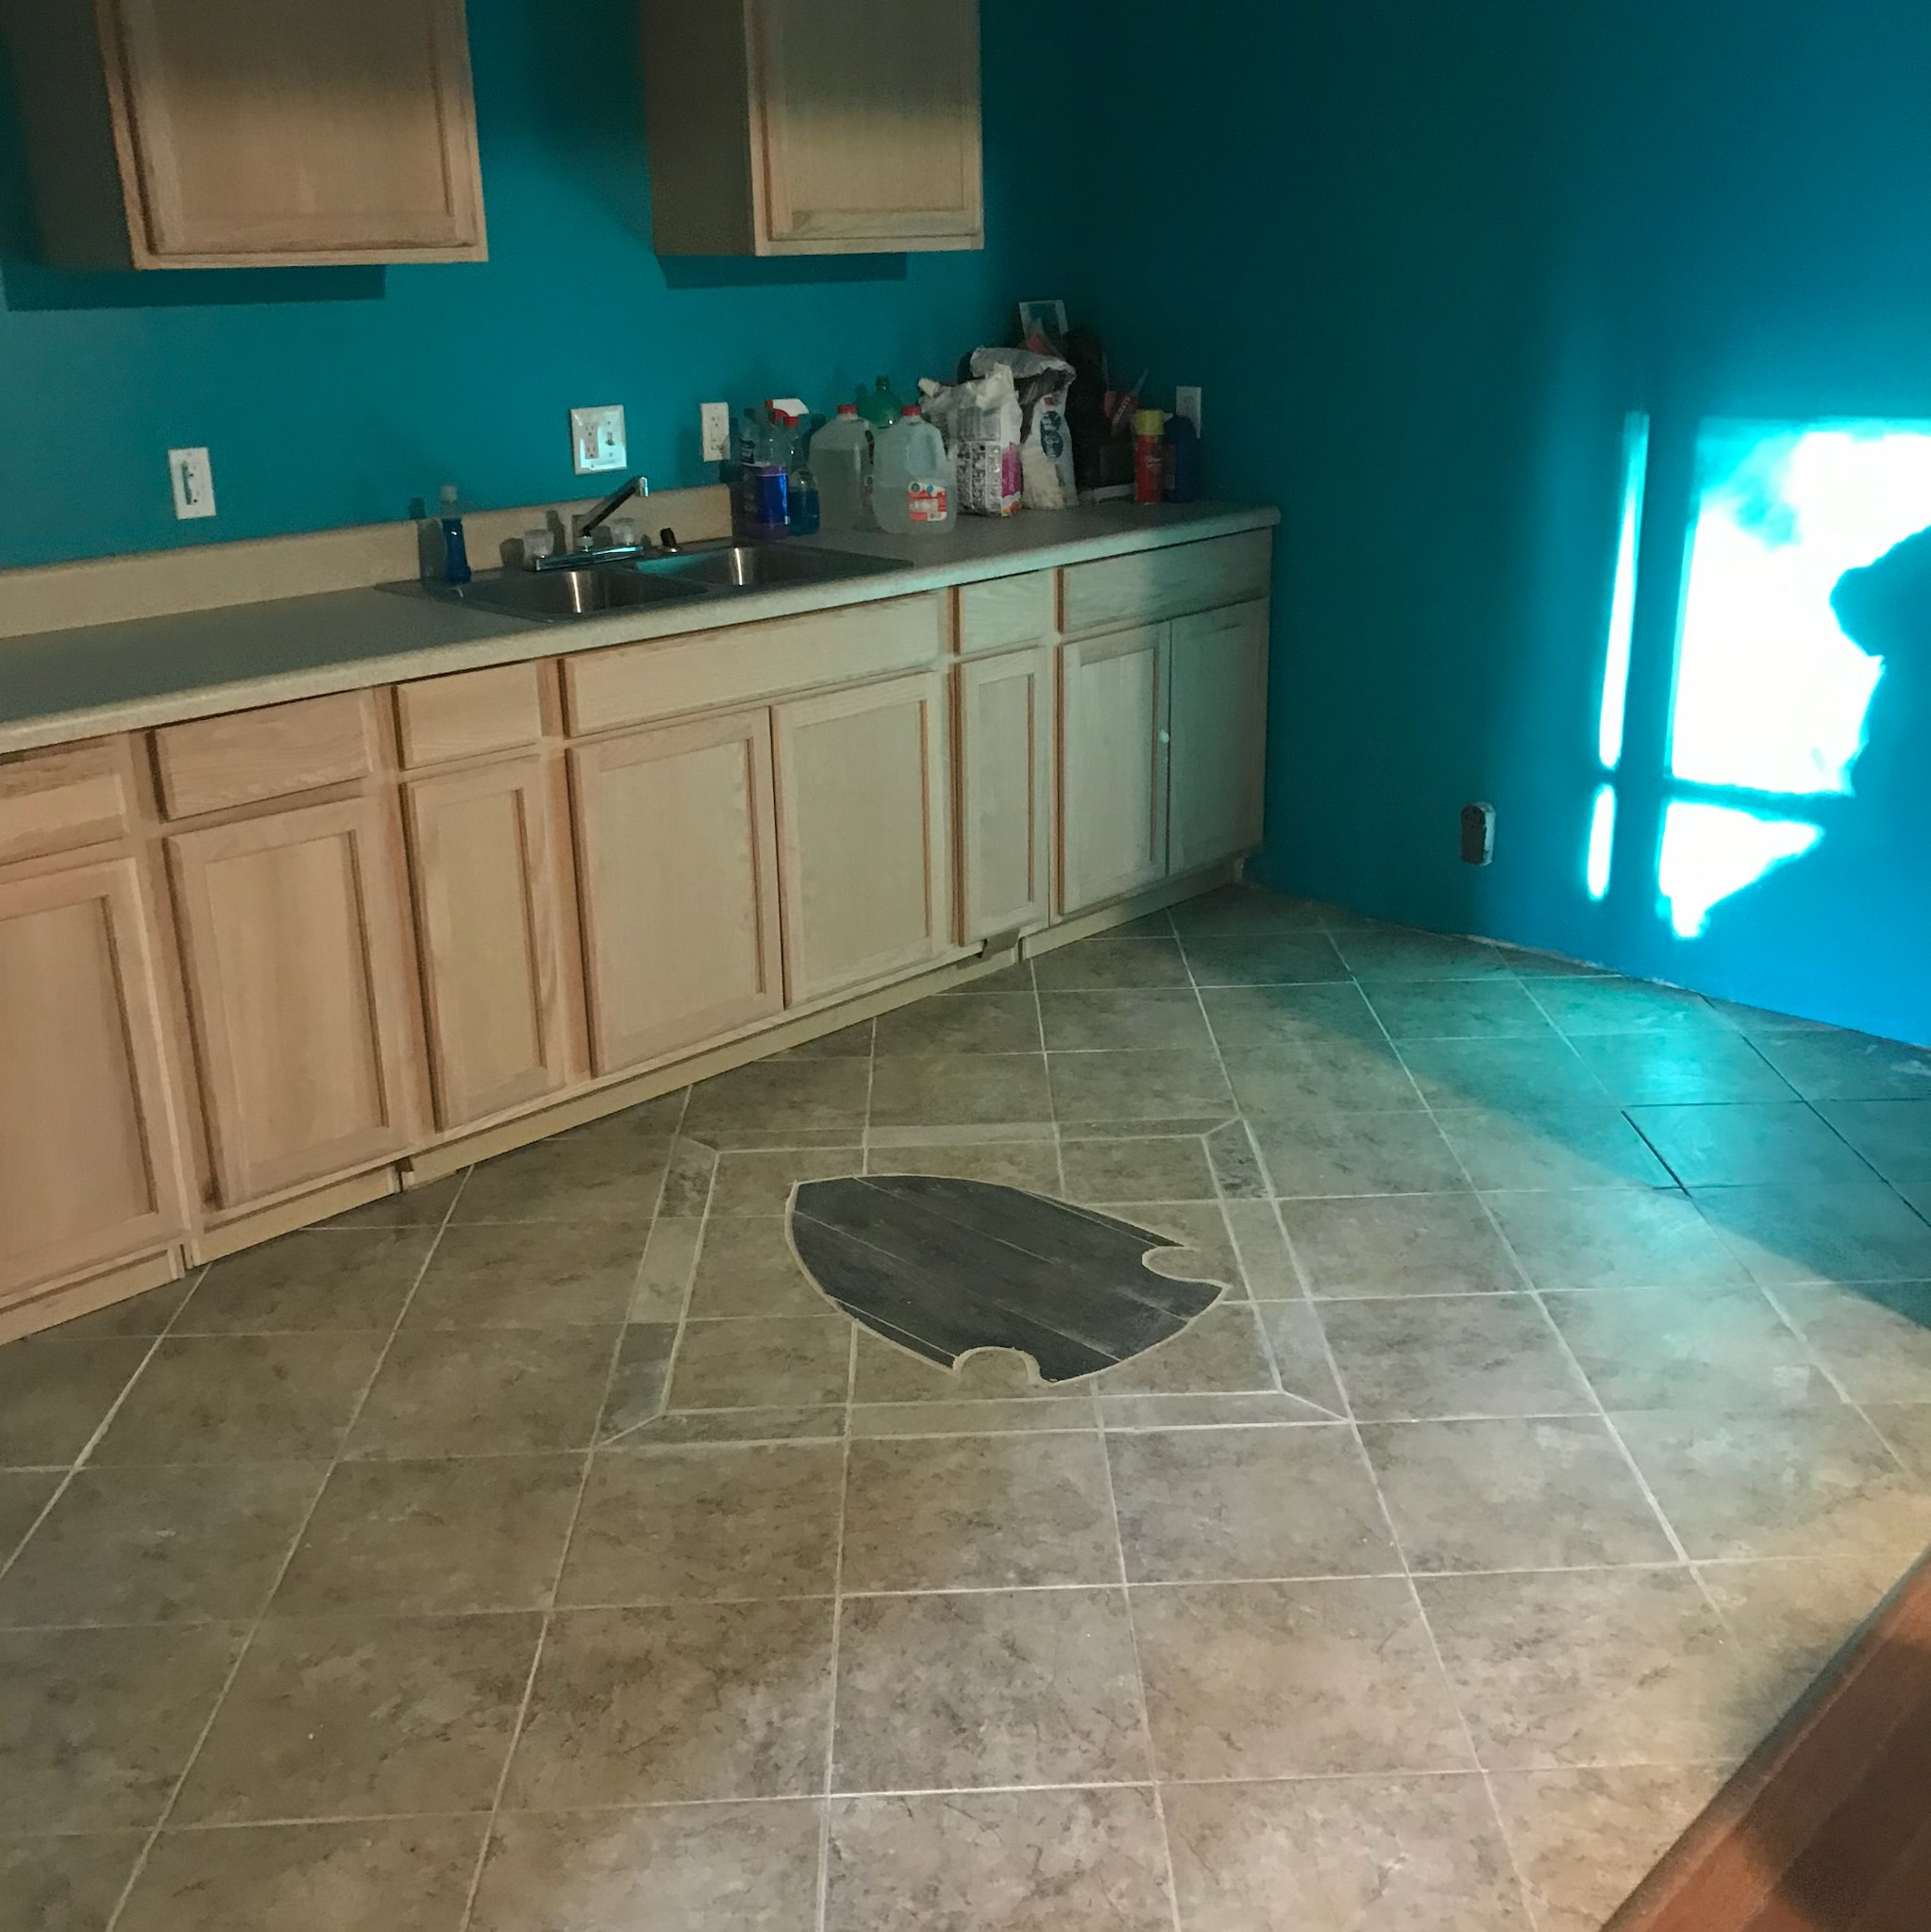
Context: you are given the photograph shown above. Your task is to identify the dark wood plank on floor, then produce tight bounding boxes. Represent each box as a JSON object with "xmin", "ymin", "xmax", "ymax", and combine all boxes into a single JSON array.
[{"xmin": 790, "ymin": 1177, "xmax": 1221, "ymax": 1384}]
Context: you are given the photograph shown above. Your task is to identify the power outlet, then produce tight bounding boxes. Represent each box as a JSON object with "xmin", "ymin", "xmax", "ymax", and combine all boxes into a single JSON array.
[
  {"xmin": 168, "ymin": 446, "xmax": 216, "ymax": 520},
  {"xmin": 570, "ymin": 405, "xmax": 629, "ymax": 475},
  {"xmin": 700, "ymin": 401, "xmax": 731, "ymax": 463},
  {"xmin": 1175, "ymin": 386, "xmax": 1203, "ymax": 433}
]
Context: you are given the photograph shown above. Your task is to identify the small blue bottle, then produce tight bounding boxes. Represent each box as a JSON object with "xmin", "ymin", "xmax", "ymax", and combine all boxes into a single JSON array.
[{"xmin": 438, "ymin": 484, "xmax": 473, "ymax": 586}]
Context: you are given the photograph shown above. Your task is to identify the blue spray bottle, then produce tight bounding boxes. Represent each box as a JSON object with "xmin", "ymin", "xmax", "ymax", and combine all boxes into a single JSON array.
[{"xmin": 438, "ymin": 484, "xmax": 473, "ymax": 586}]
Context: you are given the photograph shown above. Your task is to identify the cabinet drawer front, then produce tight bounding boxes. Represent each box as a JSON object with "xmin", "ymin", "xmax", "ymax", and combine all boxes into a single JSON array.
[
  {"xmin": 155, "ymin": 691, "xmax": 380, "ymax": 819},
  {"xmin": 0, "ymin": 740, "xmax": 135, "ymax": 864},
  {"xmin": 396, "ymin": 662, "xmax": 546, "ymax": 768},
  {"xmin": 563, "ymin": 595, "xmax": 946, "ymax": 737},
  {"xmin": 957, "ymin": 572, "xmax": 1054, "ymax": 656},
  {"xmin": 1061, "ymin": 529, "xmax": 1272, "ymax": 637}
]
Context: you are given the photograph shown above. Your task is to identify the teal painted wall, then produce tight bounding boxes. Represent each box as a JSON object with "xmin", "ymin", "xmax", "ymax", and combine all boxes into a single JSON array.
[
  {"xmin": 1059, "ymin": 1, "xmax": 1931, "ymax": 1044},
  {"xmin": 0, "ymin": 0, "xmax": 1027, "ymax": 568}
]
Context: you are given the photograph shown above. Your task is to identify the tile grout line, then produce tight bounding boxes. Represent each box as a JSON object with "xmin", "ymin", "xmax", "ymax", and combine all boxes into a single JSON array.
[
  {"xmin": 1094, "ymin": 1380, "xmax": 1187, "ymax": 1932},
  {"xmin": 814, "ymin": 1322, "xmax": 859, "ymax": 1932},
  {"xmin": 98, "ymin": 1169, "xmax": 472, "ymax": 1932},
  {"xmin": 451, "ymin": 1209, "xmax": 640, "ymax": 1932}
]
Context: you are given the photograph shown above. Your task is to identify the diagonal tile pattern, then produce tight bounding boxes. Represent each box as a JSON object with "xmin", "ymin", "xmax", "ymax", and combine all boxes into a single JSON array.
[{"xmin": 3, "ymin": 883, "xmax": 1929, "ymax": 1932}]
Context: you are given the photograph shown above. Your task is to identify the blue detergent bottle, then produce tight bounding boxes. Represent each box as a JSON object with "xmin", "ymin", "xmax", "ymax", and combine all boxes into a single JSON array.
[{"xmin": 438, "ymin": 484, "xmax": 473, "ymax": 584}]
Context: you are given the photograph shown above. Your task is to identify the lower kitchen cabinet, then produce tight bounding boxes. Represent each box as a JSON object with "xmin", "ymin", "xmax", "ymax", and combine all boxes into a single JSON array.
[
  {"xmin": 1169, "ymin": 600, "xmax": 1270, "ymax": 873},
  {"xmin": 954, "ymin": 644, "xmax": 1052, "ymax": 941},
  {"xmin": 773, "ymin": 670, "xmax": 951, "ymax": 1003},
  {"xmin": 0, "ymin": 855, "xmax": 188, "ymax": 1302},
  {"xmin": 404, "ymin": 753, "xmax": 581, "ymax": 1130},
  {"xmin": 166, "ymin": 794, "xmax": 428, "ymax": 1207},
  {"xmin": 1058, "ymin": 624, "xmax": 1170, "ymax": 915},
  {"xmin": 570, "ymin": 710, "xmax": 785, "ymax": 1073}
]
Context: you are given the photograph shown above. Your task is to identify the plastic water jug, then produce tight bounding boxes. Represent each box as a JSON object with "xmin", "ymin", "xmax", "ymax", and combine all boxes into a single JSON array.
[
  {"xmin": 871, "ymin": 408, "xmax": 955, "ymax": 534},
  {"xmin": 810, "ymin": 404, "xmax": 874, "ymax": 531}
]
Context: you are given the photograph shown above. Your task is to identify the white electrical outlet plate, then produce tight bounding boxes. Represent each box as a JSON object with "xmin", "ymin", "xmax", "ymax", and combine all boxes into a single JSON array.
[
  {"xmin": 571, "ymin": 405, "xmax": 629, "ymax": 475},
  {"xmin": 168, "ymin": 446, "xmax": 216, "ymax": 520},
  {"xmin": 1175, "ymin": 387, "xmax": 1203, "ymax": 433},
  {"xmin": 700, "ymin": 401, "xmax": 731, "ymax": 463}
]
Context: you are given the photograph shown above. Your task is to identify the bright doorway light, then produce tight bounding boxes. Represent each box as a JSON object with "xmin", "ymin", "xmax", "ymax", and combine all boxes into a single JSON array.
[{"xmin": 1599, "ymin": 414, "xmax": 1650, "ymax": 771}]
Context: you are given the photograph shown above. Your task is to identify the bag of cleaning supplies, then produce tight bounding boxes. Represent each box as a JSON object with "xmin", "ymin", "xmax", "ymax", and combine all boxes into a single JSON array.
[
  {"xmin": 969, "ymin": 346, "xmax": 1078, "ymax": 509},
  {"xmin": 917, "ymin": 366, "xmax": 1023, "ymax": 516}
]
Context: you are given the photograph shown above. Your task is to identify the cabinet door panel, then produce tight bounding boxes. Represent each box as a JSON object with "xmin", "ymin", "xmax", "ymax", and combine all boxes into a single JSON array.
[
  {"xmin": 168, "ymin": 796, "xmax": 426, "ymax": 1206},
  {"xmin": 571, "ymin": 712, "xmax": 784, "ymax": 1074},
  {"xmin": 106, "ymin": 0, "xmax": 484, "ymax": 262},
  {"xmin": 406, "ymin": 756, "xmax": 580, "ymax": 1131},
  {"xmin": 1058, "ymin": 627, "xmax": 1169, "ymax": 915},
  {"xmin": 773, "ymin": 671, "xmax": 949, "ymax": 1003},
  {"xmin": 0, "ymin": 857, "xmax": 187, "ymax": 1299},
  {"xmin": 752, "ymin": 0, "xmax": 982, "ymax": 247},
  {"xmin": 1169, "ymin": 601, "xmax": 1270, "ymax": 874},
  {"xmin": 956, "ymin": 646, "xmax": 1051, "ymax": 942}
]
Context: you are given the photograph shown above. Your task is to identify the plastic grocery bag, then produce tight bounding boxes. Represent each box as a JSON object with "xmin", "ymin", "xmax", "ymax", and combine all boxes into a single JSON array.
[
  {"xmin": 969, "ymin": 346, "xmax": 1078, "ymax": 509},
  {"xmin": 917, "ymin": 366, "xmax": 1023, "ymax": 515}
]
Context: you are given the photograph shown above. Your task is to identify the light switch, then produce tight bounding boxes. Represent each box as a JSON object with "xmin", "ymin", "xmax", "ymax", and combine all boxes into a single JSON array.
[
  {"xmin": 169, "ymin": 446, "xmax": 216, "ymax": 520},
  {"xmin": 571, "ymin": 406, "xmax": 629, "ymax": 476}
]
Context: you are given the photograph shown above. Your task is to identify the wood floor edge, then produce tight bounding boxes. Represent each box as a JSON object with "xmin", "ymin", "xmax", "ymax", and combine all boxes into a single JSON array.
[{"xmin": 1604, "ymin": 1544, "xmax": 1931, "ymax": 1930}]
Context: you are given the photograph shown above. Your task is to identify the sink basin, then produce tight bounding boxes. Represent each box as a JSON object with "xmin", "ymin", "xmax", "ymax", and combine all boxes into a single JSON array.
[
  {"xmin": 642, "ymin": 542, "xmax": 904, "ymax": 592},
  {"xmin": 391, "ymin": 541, "xmax": 902, "ymax": 625},
  {"xmin": 430, "ymin": 566, "xmax": 712, "ymax": 622}
]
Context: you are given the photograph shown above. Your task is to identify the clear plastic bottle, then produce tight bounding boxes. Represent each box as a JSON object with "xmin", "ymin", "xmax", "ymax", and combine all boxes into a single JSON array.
[
  {"xmin": 810, "ymin": 404, "xmax": 874, "ymax": 531},
  {"xmin": 871, "ymin": 406, "xmax": 956, "ymax": 534}
]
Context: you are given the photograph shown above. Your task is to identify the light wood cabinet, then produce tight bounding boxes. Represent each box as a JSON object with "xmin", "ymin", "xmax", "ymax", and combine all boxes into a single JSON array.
[
  {"xmin": 167, "ymin": 795, "xmax": 428, "ymax": 1207},
  {"xmin": 641, "ymin": 0, "xmax": 983, "ymax": 256},
  {"xmin": 773, "ymin": 671, "xmax": 950, "ymax": 1003},
  {"xmin": 570, "ymin": 711, "xmax": 785, "ymax": 1074},
  {"xmin": 1058, "ymin": 626, "xmax": 1170, "ymax": 916},
  {"xmin": 0, "ymin": 856, "xmax": 188, "ymax": 1302},
  {"xmin": 955, "ymin": 646, "xmax": 1052, "ymax": 941},
  {"xmin": 4, "ymin": 0, "xmax": 486, "ymax": 268},
  {"xmin": 1168, "ymin": 601, "xmax": 1270, "ymax": 873},
  {"xmin": 404, "ymin": 756, "xmax": 582, "ymax": 1132}
]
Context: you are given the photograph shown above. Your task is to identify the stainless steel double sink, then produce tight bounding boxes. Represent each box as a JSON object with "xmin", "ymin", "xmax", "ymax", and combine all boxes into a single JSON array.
[{"xmin": 403, "ymin": 541, "xmax": 904, "ymax": 623}]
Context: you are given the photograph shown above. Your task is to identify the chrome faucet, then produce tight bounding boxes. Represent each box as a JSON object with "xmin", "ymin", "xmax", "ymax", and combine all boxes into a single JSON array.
[{"xmin": 533, "ymin": 475, "xmax": 651, "ymax": 568}]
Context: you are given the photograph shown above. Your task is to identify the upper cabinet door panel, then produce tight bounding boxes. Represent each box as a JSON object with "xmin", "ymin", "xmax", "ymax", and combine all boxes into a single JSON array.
[
  {"xmin": 751, "ymin": 0, "xmax": 982, "ymax": 249},
  {"xmin": 104, "ymin": 0, "xmax": 485, "ymax": 263}
]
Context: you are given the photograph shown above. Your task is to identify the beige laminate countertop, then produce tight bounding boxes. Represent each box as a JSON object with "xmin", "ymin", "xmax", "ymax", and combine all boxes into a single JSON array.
[{"xmin": 0, "ymin": 501, "xmax": 1277, "ymax": 756}]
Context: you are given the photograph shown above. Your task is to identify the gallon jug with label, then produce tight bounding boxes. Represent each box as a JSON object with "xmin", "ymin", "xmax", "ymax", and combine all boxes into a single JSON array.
[
  {"xmin": 871, "ymin": 407, "xmax": 956, "ymax": 534},
  {"xmin": 810, "ymin": 404, "xmax": 874, "ymax": 531}
]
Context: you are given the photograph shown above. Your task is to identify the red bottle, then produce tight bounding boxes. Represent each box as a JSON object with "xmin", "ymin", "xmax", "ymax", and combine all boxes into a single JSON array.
[{"xmin": 1134, "ymin": 410, "xmax": 1168, "ymax": 505}]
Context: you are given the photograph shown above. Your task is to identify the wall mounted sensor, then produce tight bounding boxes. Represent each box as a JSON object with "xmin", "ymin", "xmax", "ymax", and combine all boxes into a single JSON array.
[{"xmin": 1461, "ymin": 801, "xmax": 1497, "ymax": 866}]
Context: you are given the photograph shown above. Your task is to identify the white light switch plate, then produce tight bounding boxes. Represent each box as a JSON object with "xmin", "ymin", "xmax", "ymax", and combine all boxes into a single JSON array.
[
  {"xmin": 1175, "ymin": 387, "xmax": 1202, "ymax": 433},
  {"xmin": 169, "ymin": 446, "xmax": 216, "ymax": 520},
  {"xmin": 571, "ymin": 405, "xmax": 629, "ymax": 475},
  {"xmin": 700, "ymin": 401, "xmax": 731, "ymax": 463}
]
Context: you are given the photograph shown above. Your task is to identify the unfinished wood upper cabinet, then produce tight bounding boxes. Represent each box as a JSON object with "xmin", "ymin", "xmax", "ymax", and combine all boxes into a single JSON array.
[
  {"xmin": 0, "ymin": 855, "xmax": 189, "ymax": 1303},
  {"xmin": 773, "ymin": 670, "xmax": 950, "ymax": 1004},
  {"xmin": 404, "ymin": 756, "xmax": 582, "ymax": 1133},
  {"xmin": 3, "ymin": 0, "xmax": 486, "ymax": 268},
  {"xmin": 167, "ymin": 795, "xmax": 428, "ymax": 1208},
  {"xmin": 641, "ymin": 0, "xmax": 983, "ymax": 256},
  {"xmin": 955, "ymin": 646, "xmax": 1051, "ymax": 943},
  {"xmin": 1168, "ymin": 601, "xmax": 1270, "ymax": 874},
  {"xmin": 570, "ymin": 711, "xmax": 785, "ymax": 1075},
  {"xmin": 1058, "ymin": 626, "xmax": 1170, "ymax": 916}
]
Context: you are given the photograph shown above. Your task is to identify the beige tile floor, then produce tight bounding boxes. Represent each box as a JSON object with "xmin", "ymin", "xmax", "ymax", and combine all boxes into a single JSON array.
[{"xmin": 6, "ymin": 885, "xmax": 1931, "ymax": 1931}]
